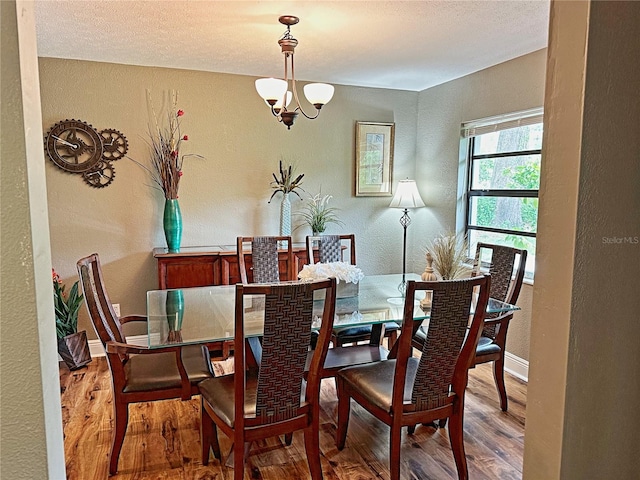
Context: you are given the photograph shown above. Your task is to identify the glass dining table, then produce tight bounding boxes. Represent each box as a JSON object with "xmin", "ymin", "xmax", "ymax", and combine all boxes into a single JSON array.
[{"xmin": 146, "ymin": 273, "xmax": 520, "ymax": 349}]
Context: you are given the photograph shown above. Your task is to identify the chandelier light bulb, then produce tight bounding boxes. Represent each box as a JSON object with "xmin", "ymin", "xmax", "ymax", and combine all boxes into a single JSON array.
[
  {"xmin": 303, "ymin": 83, "xmax": 335, "ymax": 109},
  {"xmin": 255, "ymin": 78, "xmax": 288, "ymax": 105}
]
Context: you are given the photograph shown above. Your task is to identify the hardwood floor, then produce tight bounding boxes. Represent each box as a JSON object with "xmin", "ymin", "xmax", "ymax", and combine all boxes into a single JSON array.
[{"xmin": 60, "ymin": 357, "xmax": 526, "ymax": 479}]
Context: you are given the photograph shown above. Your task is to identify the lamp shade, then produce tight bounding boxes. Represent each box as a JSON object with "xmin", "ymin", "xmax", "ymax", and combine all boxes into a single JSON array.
[
  {"xmin": 255, "ymin": 78, "xmax": 288, "ymax": 102},
  {"xmin": 389, "ymin": 179, "xmax": 425, "ymax": 209},
  {"xmin": 303, "ymin": 83, "xmax": 335, "ymax": 106}
]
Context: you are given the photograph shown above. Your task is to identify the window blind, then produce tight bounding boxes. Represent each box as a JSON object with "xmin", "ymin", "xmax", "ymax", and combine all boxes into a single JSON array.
[{"xmin": 461, "ymin": 107, "xmax": 543, "ymax": 138}]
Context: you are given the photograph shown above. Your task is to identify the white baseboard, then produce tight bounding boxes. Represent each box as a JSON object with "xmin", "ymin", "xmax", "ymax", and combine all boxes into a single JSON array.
[
  {"xmin": 504, "ymin": 351, "xmax": 529, "ymax": 382},
  {"xmin": 86, "ymin": 334, "xmax": 150, "ymax": 358}
]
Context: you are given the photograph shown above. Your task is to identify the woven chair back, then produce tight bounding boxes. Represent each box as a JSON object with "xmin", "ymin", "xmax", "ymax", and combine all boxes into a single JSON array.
[
  {"xmin": 410, "ymin": 278, "xmax": 480, "ymax": 410},
  {"xmin": 306, "ymin": 234, "xmax": 356, "ymax": 266},
  {"xmin": 318, "ymin": 235, "xmax": 342, "ymax": 263},
  {"xmin": 255, "ymin": 283, "xmax": 314, "ymax": 422},
  {"xmin": 472, "ymin": 243, "xmax": 527, "ymax": 338},
  {"xmin": 236, "ymin": 279, "xmax": 336, "ymax": 425},
  {"xmin": 251, "ymin": 237, "xmax": 281, "ymax": 284}
]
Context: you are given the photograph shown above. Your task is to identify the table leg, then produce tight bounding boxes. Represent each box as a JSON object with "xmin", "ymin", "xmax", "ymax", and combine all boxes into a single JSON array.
[{"xmin": 369, "ymin": 323, "xmax": 384, "ymax": 347}]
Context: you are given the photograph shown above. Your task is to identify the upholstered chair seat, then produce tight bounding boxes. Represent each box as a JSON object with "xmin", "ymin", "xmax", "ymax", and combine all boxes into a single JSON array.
[
  {"xmin": 122, "ymin": 345, "xmax": 213, "ymax": 393},
  {"xmin": 338, "ymin": 358, "xmax": 422, "ymax": 409},
  {"xmin": 474, "ymin": 336, "xmax": 501, "ymax": 356},
  {"xmin": 199, "ymin": 370, "xmax": 308, "ymax": 428}
]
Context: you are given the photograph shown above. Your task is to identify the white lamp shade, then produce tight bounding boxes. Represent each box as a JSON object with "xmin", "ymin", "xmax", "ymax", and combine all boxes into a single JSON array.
[
  {"xmin": 389, "ymin": 179, "xmax": 425, "ymax": 209},
  {"xmin": 255, "ymin": 78, "xmax": 288, "ymax": 102},
  {"xmin": 272, "ymin": 91, "xmax": 293, "ymax": 110},
  {"xmin": 303, "ymin": 83, "xmax": 335, "ymax": 106}
]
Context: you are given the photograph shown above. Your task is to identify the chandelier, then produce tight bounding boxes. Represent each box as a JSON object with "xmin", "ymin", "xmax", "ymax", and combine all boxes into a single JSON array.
[{"xmin": 255, "ymin": 16, "xmax": 334, "ymax": 130}]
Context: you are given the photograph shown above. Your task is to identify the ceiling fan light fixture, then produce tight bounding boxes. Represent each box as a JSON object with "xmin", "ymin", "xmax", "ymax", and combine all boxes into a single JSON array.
[{"xmin": 256, "ymin": 15, "xmax": 333, "ymax": 129}]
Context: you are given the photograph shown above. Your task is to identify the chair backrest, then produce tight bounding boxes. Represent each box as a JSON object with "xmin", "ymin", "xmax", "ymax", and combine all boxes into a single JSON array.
[
  {"xmin": 392, "ymin": 275, "xmax": 491, "ymax": 413},
  {"xmin": 472, "ymin": 243, "xmax": 527, "ymax": 304},
  {"xmin": 306, "ymin": 234, "xmax": 356, "ymax": 265},
  {"xmin": 472, "ymin": 243, "xmax": 527, "ymax": 337},
  {"xmin": 233, "ymin": 278, "xmax": 336, "ymax": 428},
  {"xmin": 77, "ymin": 254, "xmax": 129, "ymax": 376},
  {"xmin": 237, "ymin": 236, "xmax": 294, "ymax": 284}
]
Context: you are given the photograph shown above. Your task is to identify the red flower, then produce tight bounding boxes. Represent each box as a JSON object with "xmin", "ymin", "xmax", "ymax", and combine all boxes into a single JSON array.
[
  {"xmin": 171, "ymin": 151, "xmax": 178, "ymax": 159},
  {"xmin": 182, "ymin": 135, "xmax": 189, "ymax": 141},
  {"xmin": 178, "ymin": 171, "xmax": 183, "ymax": 177},
  {"xmin": 177, "ymin": 110, "xmax": 184, "ymax": 117},
  {"xmin": 52, "ymin": 268, "xmax": 60, "ymax": 283}
]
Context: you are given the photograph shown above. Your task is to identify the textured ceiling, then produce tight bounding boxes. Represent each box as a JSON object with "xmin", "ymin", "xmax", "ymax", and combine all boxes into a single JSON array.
[{"xmin": 34, "ymin": 0, "xmax": 550, "ymax": 92}]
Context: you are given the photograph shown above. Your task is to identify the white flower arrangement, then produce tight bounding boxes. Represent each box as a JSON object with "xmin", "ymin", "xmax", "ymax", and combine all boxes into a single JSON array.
[{"xmin": 298, "ymin": 261, "xmax": 364, "ymax": 285}]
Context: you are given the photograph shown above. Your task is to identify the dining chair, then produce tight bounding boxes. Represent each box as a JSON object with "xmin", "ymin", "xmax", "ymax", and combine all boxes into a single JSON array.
[
  {"xmin": 471, "ymin": 243, "xmax": 527, "ymax": 410},
  {"xmin": 335, "ymin": 275, "xmax": 491, "ymax": 480},
  {"xmin": 199, "ymin": 278, "xmax": 337, "ymax": 479},
  {"xmin": 237, "ymin": 235, "xmax": 294, "ymax": 284},
  {"xmin": 412, "ymin": 242, "xmax": 527, "ymax": 411},
  {"xmin": 76, "ymin": 253, "xmax": 214, "ymax": 475},
  {"xmin": 306, "ymin": 233, "xmax": 356, "ymax": 266},
  {"xmin": 305, "ymin": 233, "xmax": 399, "ymax": 349}
]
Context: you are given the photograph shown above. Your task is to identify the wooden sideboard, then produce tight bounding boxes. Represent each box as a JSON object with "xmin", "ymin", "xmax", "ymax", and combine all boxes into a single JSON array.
[{"xmin": 153, "ymin": 245, "xmax": 313, "ymax": 289}]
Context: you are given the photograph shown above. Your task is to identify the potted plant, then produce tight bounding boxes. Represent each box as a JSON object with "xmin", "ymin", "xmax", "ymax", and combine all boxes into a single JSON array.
[
  {"xmin": 53, "ymin": 269, "xmax": 91, "ymax": 370},
  {"xmin": 298, "ymin": 192, "xmax": 344, "ymax": 235},
  {"xmin": 268, "ymin": 160, "xmax": 305, "ymax": 236}
]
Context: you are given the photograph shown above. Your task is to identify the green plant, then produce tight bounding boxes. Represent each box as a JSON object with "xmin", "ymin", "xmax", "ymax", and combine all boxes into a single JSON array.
[
  {"xmin": 52, "ymin": 269, "xmax": 84, "ymax": 339},
  {"xmin": 268, "ymin": 160, "xmax": 304, "ymax": 202},
  {"xmin": 298, "ymin": 193, "xmax": 344, "ymax": 234}
]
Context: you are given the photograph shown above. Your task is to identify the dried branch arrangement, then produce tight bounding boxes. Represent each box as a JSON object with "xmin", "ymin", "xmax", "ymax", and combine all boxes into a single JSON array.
[
  {"xmin": 128, "ymin": 90, "xmax": 203, "ymax": 199},
  {"xmin": 427, "ymin": 233, "xmax": 469, "ymax": 280}
]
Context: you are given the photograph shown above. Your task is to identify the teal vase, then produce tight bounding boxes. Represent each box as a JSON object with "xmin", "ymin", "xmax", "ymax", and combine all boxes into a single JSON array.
[
  {"xmin": 163, "ymin": 198, "xmax": 182, "ymax": 253},
  {"xmin": 165, "ymin": 289, "xmax": 184, "ymax": 343},
  {"xmin": 165, "ymin": 289, "xmax": 184, "ymax": 331}
]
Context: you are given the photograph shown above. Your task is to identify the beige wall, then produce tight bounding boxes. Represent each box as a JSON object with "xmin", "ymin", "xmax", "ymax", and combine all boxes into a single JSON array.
[
  {"xmin": 40, "ymin": 52, "xmax": 545, "ymax": 363},
  {"xmin": 0, "ymin": 1, "xmax": 66, "ymax": 478},
  {"xmin": 415, "ymin": 49, "xmax": 547, "ymax": 361},
  {"xmin": 39, "ymin": 58, "xmax": 420, "ymax": 338}
]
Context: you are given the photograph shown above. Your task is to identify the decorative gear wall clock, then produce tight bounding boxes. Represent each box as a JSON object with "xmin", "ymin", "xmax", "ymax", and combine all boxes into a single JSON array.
[
  {"xmin": 44, "ymin": 119, "xmax": 128, "ymax": 189},
  {"xmin": 100, "ymin": 128, "xmax": 128, "ymax": 161},
  {"xmin": 83, "ymin": 160, "xmax": 116, "ymax": 188}
]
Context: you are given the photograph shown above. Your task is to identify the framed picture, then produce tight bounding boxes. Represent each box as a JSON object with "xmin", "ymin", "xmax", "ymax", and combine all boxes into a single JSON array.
[{"xmin": 355, "ymin": 121, "xmax": 395, "ymax": 196}]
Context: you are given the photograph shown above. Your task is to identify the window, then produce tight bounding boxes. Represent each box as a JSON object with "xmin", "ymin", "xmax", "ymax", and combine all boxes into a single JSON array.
[{"xmin": 461, "ymin": 109, "xmax": 543, "ymax": 278}]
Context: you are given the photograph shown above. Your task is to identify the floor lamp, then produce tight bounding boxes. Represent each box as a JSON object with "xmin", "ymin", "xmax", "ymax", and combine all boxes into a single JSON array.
[{"xmin": 389, "ymin": 179, "xmax": 425, "ymax": 295}]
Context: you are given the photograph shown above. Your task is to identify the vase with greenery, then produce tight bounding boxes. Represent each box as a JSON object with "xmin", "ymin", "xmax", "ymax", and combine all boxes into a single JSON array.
[
  {"xmin": 53, "ymin": 269, "xmax": 91, "ymax": 370},
  {"xmin": 268, "ymin": 160, "xmax": 304, "ymax": 236},
  {"xmin": 299, "ymin": 192, "xmax": 344, "ymax": 235}
]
